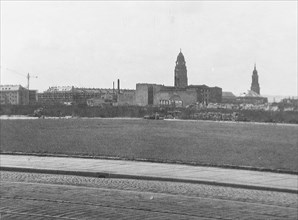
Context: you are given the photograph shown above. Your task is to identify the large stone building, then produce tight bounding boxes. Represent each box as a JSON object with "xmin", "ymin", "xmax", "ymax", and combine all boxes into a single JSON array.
[
  {"xmin": 38, "ymin": 86, "xmax": 77, "ymax": 105},
  {"xmin": 135, "ymin": 51, "xmax": 222, "ymax": 107},
  {"xmin": 38, "ymin": 82, "xmax": 136, "ymax": 106},
  {"xmin": 0, "ymin": 85, "xmax": 30, "ymax": 105},
  {"xmin": 38, "ymin": 86, "xmax": 115, "ymax": 105},
  {"xmin": 236, "ymin": 90, "xmax": 268, "ymax": 104}
]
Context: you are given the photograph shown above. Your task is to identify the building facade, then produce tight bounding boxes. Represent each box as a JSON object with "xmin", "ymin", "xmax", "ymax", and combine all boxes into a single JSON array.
[
  {"xmin": 0, "ymin": 85, "xmax": 29, "ymax": 105},
  {"xmin": 117, "ymin": 89, "xmax": 136, "ymax": 106},
  {"xmin": 37, "ymin": 86, "xmax": 76, "ymax": 105},
  {"xmin": 236, "ymin": 90, "xmax": 268, "ymax": 104},
  {"xmin": 222, "ymin": 91, "xmax": 237, "ymax": 103},
  {"xmin": 38, "ymin": 85, "xmax": 135, "ymax": 106},
  {"xmin": 38, "ymin": 86, "xmax": 117, "ymax": 105},
  {"xmin": 29, "ymin": 90, "xmax": 38, "ymax": 105}
]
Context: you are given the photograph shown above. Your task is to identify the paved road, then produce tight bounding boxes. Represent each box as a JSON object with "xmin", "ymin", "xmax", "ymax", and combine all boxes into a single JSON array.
[{"xmin": 1, "ymin": 171, "xmax": 297, "ymax": 219}]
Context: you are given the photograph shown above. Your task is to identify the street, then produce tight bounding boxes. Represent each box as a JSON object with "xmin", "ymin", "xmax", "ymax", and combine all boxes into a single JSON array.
[{"xmin": 1, "ymin": 171, "xmax": 297, "ymax": 219}]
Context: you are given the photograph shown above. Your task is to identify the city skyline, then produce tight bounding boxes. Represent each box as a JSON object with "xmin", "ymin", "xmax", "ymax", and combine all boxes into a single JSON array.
[{"xmin": 1, "ymin": 1, "xmax": 297, "ymax": 96}]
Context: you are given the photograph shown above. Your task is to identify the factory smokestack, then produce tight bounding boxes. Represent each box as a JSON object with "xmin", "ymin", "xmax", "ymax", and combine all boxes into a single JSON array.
[{"xmin": 117, "ymin": 79, "xmax": 120, "ymax": 93}]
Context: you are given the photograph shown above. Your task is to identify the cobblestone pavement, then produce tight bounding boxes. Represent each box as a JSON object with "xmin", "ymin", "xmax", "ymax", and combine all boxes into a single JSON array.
[{"xmin": 1, "ymin": 171, "xmax": 297, "ymax": 219}]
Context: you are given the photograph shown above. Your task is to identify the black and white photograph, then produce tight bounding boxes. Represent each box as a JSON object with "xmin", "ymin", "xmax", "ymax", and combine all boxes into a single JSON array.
[{"xmin": 0, "ymin": 0, "xmax": 297, "ymax": 219}]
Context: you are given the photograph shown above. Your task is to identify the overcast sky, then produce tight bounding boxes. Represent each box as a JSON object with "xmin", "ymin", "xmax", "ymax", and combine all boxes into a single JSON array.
[{"xmin": 1, "ymin": 1, "xmax": 297, "ymax": 96}]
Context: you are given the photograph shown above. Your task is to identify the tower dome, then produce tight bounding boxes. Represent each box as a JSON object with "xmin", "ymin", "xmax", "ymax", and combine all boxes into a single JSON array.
[{"xmin": 176, "ymin": 51, "xmax": 185, "ymax": 65}]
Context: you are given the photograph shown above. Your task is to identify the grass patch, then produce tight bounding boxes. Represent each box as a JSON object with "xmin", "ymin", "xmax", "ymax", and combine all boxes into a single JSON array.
[{"xmin": 1, "ymin": 119, "xmax": 298, "ymax": 172}]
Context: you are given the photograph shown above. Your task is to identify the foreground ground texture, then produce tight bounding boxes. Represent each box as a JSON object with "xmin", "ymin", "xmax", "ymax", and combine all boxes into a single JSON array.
[
  {"xmin": 1, "ymin": 171, "xmax": 297, "ymax": 219},
  {"xmin": 1, "ymin": 118, "xmax": 298, "ymax": 172}
]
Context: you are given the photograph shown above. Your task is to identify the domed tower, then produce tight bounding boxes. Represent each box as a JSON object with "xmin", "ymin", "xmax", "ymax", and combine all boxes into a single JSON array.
[
  {"xmin": 174, "ymin": 49, "xmax": 188, "ymax": 88},
  {"xmin": 250, "ymin": 63, "xmax": 260, "ymax": 94}
]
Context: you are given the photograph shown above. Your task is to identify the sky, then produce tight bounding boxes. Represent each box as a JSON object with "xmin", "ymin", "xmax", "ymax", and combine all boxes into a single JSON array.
[{"xmin": 0, "ymin": 1, "xmax": 297, "ymax": 96}]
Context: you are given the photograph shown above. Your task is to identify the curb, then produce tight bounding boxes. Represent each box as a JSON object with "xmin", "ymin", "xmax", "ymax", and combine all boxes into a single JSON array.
[{"xmin": 1, "ymin": 166, "xmax": 297, "ymax": 194}]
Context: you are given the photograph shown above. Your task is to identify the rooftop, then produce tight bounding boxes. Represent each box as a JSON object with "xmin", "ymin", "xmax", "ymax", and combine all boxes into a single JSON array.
[
  {"xmin": 0, "ymin": 85, "xmax": 26, "ymax": 91},
  {"xmin": 239, "ymin": 90, "xmax": 262, "ymax": 98}
]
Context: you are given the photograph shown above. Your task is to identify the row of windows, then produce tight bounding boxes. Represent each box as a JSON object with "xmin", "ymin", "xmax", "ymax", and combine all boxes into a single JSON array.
[
  {"xmin": 0, "ymin": 99, "xmax": 17, "ymax": 103},
  {"xmin": 0, "ymin": 94, "xmax": 17, "ymax": 98},
  {"xmin": 0, "ymin": 92, "xmax": 18, "ymax": 94},
  {"xmin": 1, "ymin": 87, "xmax": 13, "ymax": 90},
  {"xmin": 38, "ymin": 94, "xmax": 106, "ymax": 97},
  {"xmin": 159, "ymin": 100, "xmax": 183, "ymax": 105},
  {"xmin": 1, "ymin": 97, "xmax": 17, "ymax": 100},
  {"xmin": 39, "ymin": 94, "xmax": 72, "ymax": 96}
]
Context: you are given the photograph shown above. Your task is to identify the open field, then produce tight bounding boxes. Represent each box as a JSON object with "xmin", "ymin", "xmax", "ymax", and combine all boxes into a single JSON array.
[{"xmin": 1, "ymin": 118, "xmax": 298, "ymax": 172}]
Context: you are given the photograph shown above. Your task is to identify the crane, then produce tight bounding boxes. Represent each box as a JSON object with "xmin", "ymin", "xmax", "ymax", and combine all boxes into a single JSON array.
[
  {"xmin": 26, "ymin": 73, "xmax": 38, "ymax": 90},
  {"xmin": 1, "ymin": 66, "xmax": 38, "ymax": 90}
]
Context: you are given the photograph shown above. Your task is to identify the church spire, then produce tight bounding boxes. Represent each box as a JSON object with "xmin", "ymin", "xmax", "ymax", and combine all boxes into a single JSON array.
[
  {"xmin": 251, "ymin": 64, "xmax": 260, "ymax": 94},
  {"xmin": 253, "ymin": 63, "xmax": 258, "ymax": 75}
]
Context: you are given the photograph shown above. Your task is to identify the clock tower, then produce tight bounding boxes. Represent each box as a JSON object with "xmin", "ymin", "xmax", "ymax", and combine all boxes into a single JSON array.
[
  {"xmin": 174, "ymin": 50, "xmax": 188, "ymax": 88},
  {"xmin": 251, "ymin": 63, "xmax": 260, "ymax": 95}
]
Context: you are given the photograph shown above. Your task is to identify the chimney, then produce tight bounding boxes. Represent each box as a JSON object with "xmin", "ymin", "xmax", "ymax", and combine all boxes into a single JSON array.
[
  {"xmin": 113, "ymin": 81, "xmax": 115, "ymax": 94},
  {"xmin": 117, "ymin": 79, "xmax": 120, "ymax": 93}
]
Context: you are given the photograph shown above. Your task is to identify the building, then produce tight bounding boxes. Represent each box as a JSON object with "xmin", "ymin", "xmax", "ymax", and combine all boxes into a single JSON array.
[
  {"xmin": 29, "ymin": 90, "xmax": 38, "ymax": 104},
  {"xmin": 281, "ymin": 98, "xmax": 298, "ymax": 106},
  {"xmin": 280, "ymin": 98, "xmax": 298, "ymax": 111},
  {"xmin": 38, "ymin": 86, "xmax": 115, "ymax": 105},
  {"xmin": 87, "ymin": 89, "xmax": 136, "ymax": 107},
  {"xmin": 222, "ymin": 91, "xmax": 237, "ymax": 103},
  {"xmin": 86, "ymin": 97, "xmax": 107, "ymax": 107},
  {"xmin": 117, "ymin": 89, "xmax": 136, "ymax": 106},
  {"xmin": 38, "ymin": 84, "xmax": 136, "ymax": 106},
  {"xmin": 251, "ymin": 64, "xmax": 260, "ymax": 95},
  {"xmin": 0, "ymin": 85, "xmax": 29, "ymax": 105},
  {"xmin": 236, "ymin": 90, "xmax": 268, "ymax": 104},
  {"xmin": 37, "ymin": 86, "xmax": 76, "ymax": 105},
  {"xmin": 135, "ymin": 51, "xmax": 222, "ymax": 107}
]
